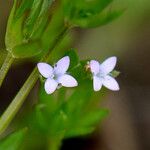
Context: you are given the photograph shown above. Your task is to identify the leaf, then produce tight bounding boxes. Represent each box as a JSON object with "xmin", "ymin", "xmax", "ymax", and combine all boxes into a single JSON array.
[
  {"xmin": 62, "ymin": 0, "xmax": 116, "ymax": 27},
  {"xmin": 64, "ymin": 108, "xmax": 108, "ymax": 138},
  {"xmin": 110, "ymin": 70, "xmax": 120, "ymax": 78},
  {"xmin": 63, "ymin": 0, "xmax": 113, "ymax": 17},
  {"xmin": 42, "ymin": 4, "xmax": 65, "ymax": 51},
  {"xmin": 38, "ymin": 0, "xmax": 53, "ymax": 17},
  {"xmin": 69, "ymin": 59, "xmax": 91, "ymax": 82},
  {"xmin": 30, "ymin": 0, "xmax": 53, "ymax": 39},
  {"xmin": 6, "ymin": 0, "xmax": 54, "ymax": 51},
  {"xmin": 32, "ymin": 104, "xmax": 50, "ymax": 133},
  {"xmin": 62, "ymin": 0, "xmax": 124, "ymax": 28},
  {"xmin": 48, "ymin": 33, "xmax": 73, "ymax": 63},
  {"xmin": 62, "ymin": 0, "xmax": 74, "ymax": 19},
  {"xmin": 29, "ymin": 58, "xmax": 108, "ymax": 139},
  {"xmin": 65, "ymin": 49, "xmax": 79, "ymax": 70},
  {"xmin": 12, "ymin": 40, "xmax": 42, "ymax": 58},
  {"xmin": 74, "ymin": 0, "xmax": 113, "ymax": 18},
  {"xmin": 0, "ymin": 128, "xmax": 27, "ymax": 150},
  {"xmin": 15, "ymin": 0, "xmax": 34, "ymax": 20},
  {"xmin": 72, "ymin": 9, "xmax": 124, "ymax": 28},
  {"xmin": 5, "ymin": 0, "xmax": 24, "ymax": 49},
  {"xmin": 80, "ymin": 109, "xmax": 109, "ymax": 127},
  {"xmin": 62, "ymin": 85, "xmax": 108, "ymax": 138},
  {"xmin": 64, "ymin": 81, "xmax": 93, "ymax": 115},
  {"xmin": 49, "ymin": 110, "xmax": 68, "ymax": 136},
  {"xmin": 39, "ymin": 85, "xmax": 57, "ymax": 113},
  {"xmin": 23, "ymin": 0, "xmax": 43, "ymax": 38},
  {"xmin": 65, "ymin": 127, "xmax": 94, "ymax": 138},
  {"xmin": 65, "ymin": 110, "xmax": 108, "ymax": 138}
]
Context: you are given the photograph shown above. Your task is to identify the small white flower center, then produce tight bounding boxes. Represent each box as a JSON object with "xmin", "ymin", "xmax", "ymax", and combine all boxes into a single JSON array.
[
  {"xmin": 51, "ymin": 71, "xmax": 63, "ymax": 82},
  {"xmin": 97, "ymin": 71, "xmax": 105, "ymax": 78},
  {"xmin": 50, "ymin": 74, "xmax": 55, "ymax": 79}
]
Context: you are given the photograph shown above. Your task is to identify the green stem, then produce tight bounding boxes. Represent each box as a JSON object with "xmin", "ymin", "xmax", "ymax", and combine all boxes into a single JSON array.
[
  {"xmin": 48, "ymin": 137, "xmax": 62, "ymax": 150},
  {"xmin": 0, "ymin": 52, "xmax": 14, "ymax": 87},
  {"xmin": 0, "ymin": 68, "xmax": 38, "ymax": 135},
  {"xmin": 0, "ymin": 27, "xmax": 69, "ymax": 135}
]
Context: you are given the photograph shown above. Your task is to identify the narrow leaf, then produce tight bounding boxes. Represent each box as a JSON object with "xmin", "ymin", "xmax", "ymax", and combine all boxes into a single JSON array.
[
  {"xmin": 23, "ymin": 0, "xmax": 43, "ymax": 38},
  {"xmin": 75, "ymin": 0, "xmax": 113, "ymax": 17},
  {"xmin": 65, "ymin": 127, "xmax": 94, "ymax": 138},
  {"xmin": 110, "ymin": 70, "xmax": 120, "ymax": 78},
  {"xmin": 80, "ymin": 109, "xmax": 109, "ymax": 126},
  {"xmin": 15, "ymin": 0, "xmax": 34, "ymax": 20},
  {"xmin": 12, "ymin": 41, "xmax": 42, "ymax": 58},
  {"xmin": 65, "ymin": 49, "xmax": 79, "ymax": 70},
  {"xmin": 5, "ymin": 0, "xmax": 23, "ymax": 49},
  {"xmin": 0, "ymin": 128, "xmax": 27, "ymax": 150},
  {"xmin": 74, "ymin": 9, "xmax": 124, "ymax": 28},
  {"xmin": 30, "ymin": 0, "xmax": 53, "ymax": 39}
]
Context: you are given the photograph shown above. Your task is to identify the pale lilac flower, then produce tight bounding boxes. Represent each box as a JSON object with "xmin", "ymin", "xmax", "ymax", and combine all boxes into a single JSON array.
[
  {"xmin": 37, "ymin": 56, "xmax": 78, "ymax": 94},
  {"xmin": 89, "ymin": 56, "xmax": 120, "ymax": 91}
]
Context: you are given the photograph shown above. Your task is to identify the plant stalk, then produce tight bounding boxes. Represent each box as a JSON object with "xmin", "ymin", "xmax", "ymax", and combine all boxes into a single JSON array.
[
  {"xmin": 48, "ymin": 137, "xmax": 62, "ymax": 150},
  {"xmin": 0, "ymin": 68, "xmax": 38, "ymax": 135},
  {"xmin": 0, "ymin": 27, "xmax": 69, "ymax": 135},
  {"xmin": 0, "ymin": 52, "xmax": 14, "ymax": 87}
]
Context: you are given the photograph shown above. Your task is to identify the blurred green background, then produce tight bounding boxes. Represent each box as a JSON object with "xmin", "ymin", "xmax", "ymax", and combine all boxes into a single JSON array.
[{"xmin": 0, "ymin": 0, "xmax": 150, "ymax": 150}]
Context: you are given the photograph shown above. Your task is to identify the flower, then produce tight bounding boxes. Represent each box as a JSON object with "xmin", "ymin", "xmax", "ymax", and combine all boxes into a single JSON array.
[
  {"xmin": 37, "ymin": 56, "xmax": 78, "ymax": 94},
  {"xmin": 89, "ymin": 56, "xmax": 120, "ymax": 91}
]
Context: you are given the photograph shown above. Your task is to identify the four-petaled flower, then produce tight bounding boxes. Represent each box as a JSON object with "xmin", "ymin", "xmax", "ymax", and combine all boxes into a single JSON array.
[
  {"xmin": 37, "ymin": 56, "xmax": 78, "ymax": 94},
  {"xmin": 89, "ymin": 56, "xmax": 120, "ymax": 91}
]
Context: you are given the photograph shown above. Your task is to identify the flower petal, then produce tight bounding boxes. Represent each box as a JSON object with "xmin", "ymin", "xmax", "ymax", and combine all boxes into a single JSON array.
[
  {"xmin": 57, "ymin": 74, "xmax": 78, "ymax": 87},
  {"xmin": 93, "ymin": 76, "xmax": 102, "ymax": 91},
  {"xmin": 102, "ymin": 75, "xmax": 119, "ymax": 91},
  {"xmin": 44, "ymin": 78, "xmax": 58, "ymax": 94},
  {"xmin": 37, "ymin": 63, "xmax": 53, "ymax": 78},
  {"xmin": 54, "ymin": 56, "xmax": 70, "ymax": 74},
  {"xmin": 89, "ymin": 60, "xmax": 100, "ymax": 75},
  {"xmin": 100, "ymin": 56, "xmax": 117, "ymax": 74}
]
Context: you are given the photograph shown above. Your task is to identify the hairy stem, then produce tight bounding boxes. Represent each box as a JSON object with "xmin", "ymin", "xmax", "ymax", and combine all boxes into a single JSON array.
[
  {"xmin": 0, "ymin": 27, "xmax": 69, "ymax": 135},
  {"xmin": 0, "ymin": 52, "xmax": 14, "ymax": 87}
]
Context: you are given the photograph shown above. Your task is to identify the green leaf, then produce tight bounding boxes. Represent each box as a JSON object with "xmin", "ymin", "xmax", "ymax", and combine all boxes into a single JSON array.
[
  {"xmin": 23, "ymin": 0, "xmax": 43, "ymax": 38},
  {"xmin": 65, "ymin": 127, "xmax": 94, "ymax": 138},
  {"xmin": 39, "ymin": 85, "xmax": 57, "ymax": 113},
  {"xmin": 62, "ymin": 0, "xmax": 118, "ymax": 28},
  {"xmin": 15, "ymin": 0, "xmax": 34, "ymax": 20},
  {"xmin": 34, "ymin": 104, "xmax": 50, "ymax": 133},
  {"xmin": 42, "ymin": 4, "xmax": 65, "ymax": 51},
  {"xmin": 64, "ymin": 82, "xmax": 93, "ymax": 115},
  {"xmin": 5, "ymin": 0, "xmax": 24, "ymax": 49},
  {"xmin": 62, "ymin": 0, "xmax": 74, "ymax": 19},
  {"xmin": 12, "ymin": 41, "xmax": 42, "ymax": 58},
  {"xmin": 72, "ymin": 9, "xmax": 124, "ymax": 28},
  {"xmin": 48, "ymin": 110, "xmax": 68, "ymax": 136},
  {"xmin": 69, "ymin": 60, "xmax": 91, "ymax": 82},
  {"xmin": 38, "ymin": 0, "xmax": 53, "ymax": 17},
  {"xmin": 6, "ymin": 0, "xmax": 54, "ymax": 51},
  {"xmin": 30, "ymin": 0, "xmax": 53, "ymax": 39},
  {"xmin": 63, "ymin": 0, "xmax": 113, "ymax": 17},
  {"xmin": 80, "ymin": 109, "xmax": 109, "ymax": 127},
  {"xmin": 73, "ymin": 0, "xmax": 113, "ymax": 18},
  {"xmin": 62, "ymin": 0, "xmax": 124, "ymax": 28},
  {"xmin": 62, "ymin": 85, "xmax": 108, "ymax": 138},
  {"xmin": 65, "ymin": 49, "xmax": 79, "ymax": 70},
  {"xmin": 0, "ymin": 128, "xmax": 27, "ymax": 150},
  {"xmin": 49, "ymin": 33, "xmax": 73, "ymax": 63},
  {"xmin": 26, "ymin": 55, "xmax": 108, "ymax": 140},
  {"xmin": 81, "ymin": 0, "xmax": 113, "ymax": 12},
  {"xmin": 110, "ymin": 70, "xmax": 120, "ymax": 78}
]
